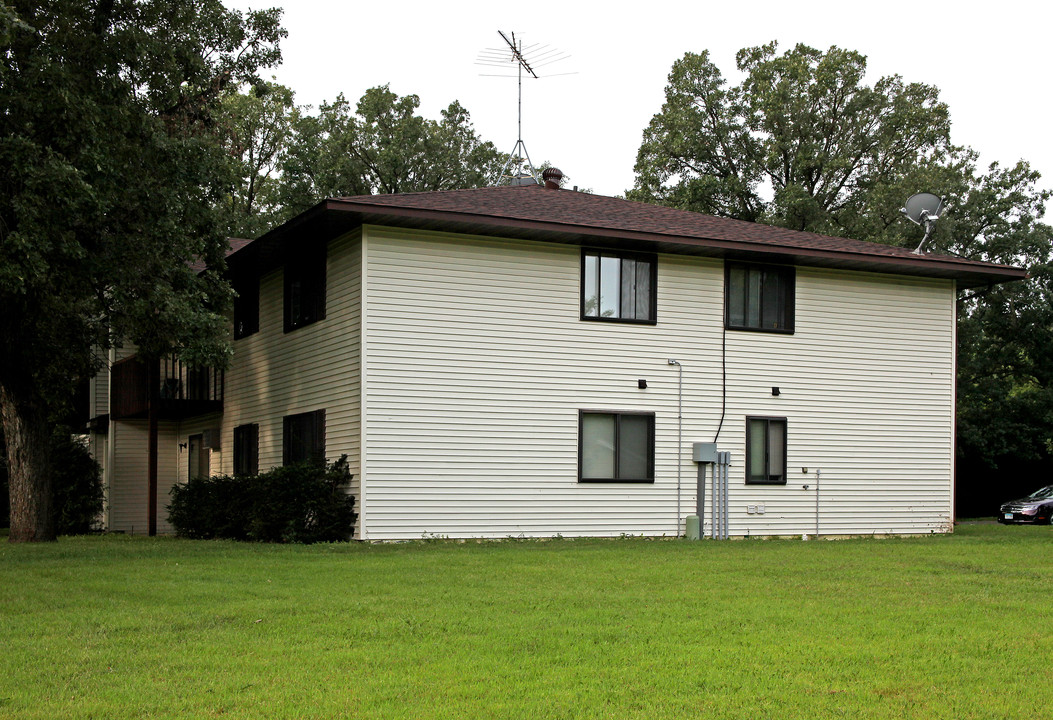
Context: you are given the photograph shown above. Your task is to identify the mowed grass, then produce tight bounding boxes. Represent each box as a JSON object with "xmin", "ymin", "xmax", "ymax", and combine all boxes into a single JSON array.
[{"xmin": 1, "ymin": 524, "xmax": 1050, "ymax": 719}]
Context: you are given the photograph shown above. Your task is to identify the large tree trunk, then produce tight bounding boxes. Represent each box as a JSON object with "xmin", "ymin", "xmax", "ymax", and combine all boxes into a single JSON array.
[{"xmin": 1, "ymin": 383, "xmax": 55, "ymax": 543}]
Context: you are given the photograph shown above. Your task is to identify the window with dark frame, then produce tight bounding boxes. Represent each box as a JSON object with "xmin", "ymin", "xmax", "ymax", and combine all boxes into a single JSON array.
[
  {"xmin": 283, "ymin": 410, "xmax": 325, "ymax": 466},
  {"xmin": 233, "ymin": 423, "xmax": 259, "ymax": 476},
  {"xmin": 187, "ymin": 433, "xmax": 210, "ymax": 480},
  {"xmin": 725, "ymin": 263, "xmax": 795, "ymax": 332},
  {"xmin": 581, "ymin": 250, "xmax": 656, "ymax": 323},
  {"xmin": 284, "ymin": 241, "xmax": 327, "ymax": 333},
  {"xmin": 746, "ymin": 416, "xmax": 787, "ymax": 485},
  {"xmin": 579, "ymin": 411, "xmax": 655, "ymax": 483},
  {"xmin": 232, "ymin": 270, "xmax": 259, "ymax": 339}
]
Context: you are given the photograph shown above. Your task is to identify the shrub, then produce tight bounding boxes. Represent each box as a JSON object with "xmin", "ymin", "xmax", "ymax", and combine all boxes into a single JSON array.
[
  {"xmin": 168, "ymin": 455, "xmax": 357, "ymax": 543},
  {"xmin": 166, "ymin": 473, "xmax": 252, "ymax": 540}
]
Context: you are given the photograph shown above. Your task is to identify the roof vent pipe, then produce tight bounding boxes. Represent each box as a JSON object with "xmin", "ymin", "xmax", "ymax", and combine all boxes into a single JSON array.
[{"xmin": 542, "ymin": 167, "xmax": 563, "ymax": 190}]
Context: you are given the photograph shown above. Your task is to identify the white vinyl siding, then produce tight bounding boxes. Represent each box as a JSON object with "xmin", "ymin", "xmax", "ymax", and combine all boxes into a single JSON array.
[
  {"xmin": 88, "ymin": 347, "xmax": 109, "ymax": 420},
  {"xmin": 218, "ymin": 231, "xmax": 362, "ymax": 509},
  {"xmin": 359, "ymin": 227, "xmax": 955, "ymax": 540},
  {"xmin": 724, "ymin": 268, "xmax": 955, "ymax": 536},
  {"xmin": 106, "ymin": 419, "xmax": 177, "ymax": 534},
  {"xmin": 96, "ymin": 223, "xmax": 956, "ymax": 540},
  {"xmin": 101, "ymin": 233, "xmax": 364, "ymax": 535}
]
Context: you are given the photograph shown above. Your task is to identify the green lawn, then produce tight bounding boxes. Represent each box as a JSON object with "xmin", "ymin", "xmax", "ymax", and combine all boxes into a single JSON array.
[{"xmin": 1, "ymin": 524, "xmax": 1050, "ymax": 719}]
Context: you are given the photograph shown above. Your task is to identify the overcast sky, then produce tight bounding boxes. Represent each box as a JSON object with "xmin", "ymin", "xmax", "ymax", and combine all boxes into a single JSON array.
[{"xmin": 226, "ymin": 0, "xmax": 1052, "ymax": 202}]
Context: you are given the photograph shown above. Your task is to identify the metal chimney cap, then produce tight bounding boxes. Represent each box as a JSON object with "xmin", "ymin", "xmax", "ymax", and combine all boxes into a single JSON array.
[{"xmin": 542, "ymin": 167, "xmax": 563, "ymax": 189}]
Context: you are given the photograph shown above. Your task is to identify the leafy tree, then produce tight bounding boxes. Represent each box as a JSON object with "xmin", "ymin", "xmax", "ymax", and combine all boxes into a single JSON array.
[
  {"xmin": 949, "ymin": 160, "xmax": 1053, "ymax": 512},
  {"xmin": 632, "ymin": 42, "xmax": 1053, "ymax": 513},
  {"xmin": 278, "ymin": 85, "xmax": 505, "ymax": 217},
  {"xmin": 0, "ymin": 0, "xmax": 284, "ymax": 542},
  {"xmin": 215, "ymin": 80, "xmax": 297, "ymax": 239},
  {"xmin": 630, "ymin": 43, "xmax": 951, "ymax": 237}
]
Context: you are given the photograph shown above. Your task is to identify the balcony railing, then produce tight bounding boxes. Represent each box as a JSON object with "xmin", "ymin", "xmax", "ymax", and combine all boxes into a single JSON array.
[{"xmin": 111, "ymin": 354, "xmax": 224, "ymax": 420}]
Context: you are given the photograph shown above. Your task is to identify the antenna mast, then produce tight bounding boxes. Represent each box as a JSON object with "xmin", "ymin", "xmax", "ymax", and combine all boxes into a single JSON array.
[{"xmin": 477, "ymin": 31, "xmax": 571, "ymax": 186}]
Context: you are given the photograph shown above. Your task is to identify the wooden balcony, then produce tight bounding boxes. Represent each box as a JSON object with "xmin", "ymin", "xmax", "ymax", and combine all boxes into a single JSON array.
[{"xmin": 110, "ymin": 355, "xmax": 223, "ymax": 420}]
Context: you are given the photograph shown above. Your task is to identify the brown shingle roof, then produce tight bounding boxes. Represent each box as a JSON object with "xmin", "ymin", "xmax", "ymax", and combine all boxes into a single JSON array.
[
  {"xmin": 226, "ymin": 237, "xmax": 254, "ymax": 257},
  {"xmin": 337, "ymin": 184, "xmax": 920, "ymax": 257},
  {"xmin": 189, "ymin": 237, "xmax": 254, "ymax": 274},
  {"xmin": 241, "ymin": 184, "xmax": 1026, "ymax": 289}
]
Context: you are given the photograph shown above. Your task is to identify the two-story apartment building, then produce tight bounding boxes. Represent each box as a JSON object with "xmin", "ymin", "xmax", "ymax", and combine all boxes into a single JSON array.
[{"xmin": 87, "ymin": 179, "xmax": 1025, "ymax": 539}]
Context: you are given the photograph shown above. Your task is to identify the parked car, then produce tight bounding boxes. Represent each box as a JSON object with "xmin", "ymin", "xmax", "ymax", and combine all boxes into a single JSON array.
[{"xmin": 998, "ymin": 485, "xmax": 1053, "ymax": 524}]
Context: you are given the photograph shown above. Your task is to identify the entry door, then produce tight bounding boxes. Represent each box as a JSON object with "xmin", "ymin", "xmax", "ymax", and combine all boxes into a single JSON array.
[{"xmin": 187, "ymin": 434, "xmax": 210, "ymax": 480}]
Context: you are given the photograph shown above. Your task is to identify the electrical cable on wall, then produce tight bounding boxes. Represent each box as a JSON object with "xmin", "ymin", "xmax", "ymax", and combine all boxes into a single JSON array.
[{"xmin": 713, "ymin": 314, "xmax": 727, "ymax": 443}]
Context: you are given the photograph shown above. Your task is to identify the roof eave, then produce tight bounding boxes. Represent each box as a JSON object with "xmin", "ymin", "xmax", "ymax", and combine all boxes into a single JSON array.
[
  {"xmin": 229, "ymin": 197, "xmax": 1027, "ymax": 290},
  {"xmin": 322, "ymin": 199, "xmax": 1027, "ymax": 290}
]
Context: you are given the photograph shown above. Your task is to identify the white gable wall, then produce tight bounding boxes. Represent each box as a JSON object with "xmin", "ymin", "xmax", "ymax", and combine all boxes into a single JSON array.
[
  {"xmin": 97, "ymin": 223, "xmax": 955, "ymax": 539},
  {"xmin": 358, "ymin": 226, "xmax": 955, "ymax": 540},
  {"xmin": 212, "ymin": 231, "xmax": 363, "ymax": 518}
]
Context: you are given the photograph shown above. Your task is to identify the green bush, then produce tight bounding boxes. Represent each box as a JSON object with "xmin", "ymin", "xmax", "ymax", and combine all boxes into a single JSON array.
[
  {"xmin": 165, "ymin": 473, "xmax": 252, "ymax": 541},
  {"xmin": 0, "ymin": 428, "xmax": 103, "ymax": 534},
  {"xmin": 167, "ymin": 455, "xmax": 357, "ymax": 543}
]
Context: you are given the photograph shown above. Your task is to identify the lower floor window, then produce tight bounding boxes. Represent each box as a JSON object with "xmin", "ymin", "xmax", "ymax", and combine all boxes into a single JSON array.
[
  {"xmin": 283, "ymin": 410, "xmax": 326, "ymax": 466},
  {"xmin": 579, "ymin": 411, "xmax": 655, "ymax": 483},
  {"xmin": 746, "ymin": 416, "xmax": 786, "ymax": 484},
  {"xmin": 233, "ymin": 423, "xmax": 259, "ymax": 476}
]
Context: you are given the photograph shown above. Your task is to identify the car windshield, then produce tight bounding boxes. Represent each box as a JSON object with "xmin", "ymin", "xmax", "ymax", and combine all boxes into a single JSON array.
[{"xmin": 1026, "ymin": 485, "xmax": 1053, "ymax": 500}]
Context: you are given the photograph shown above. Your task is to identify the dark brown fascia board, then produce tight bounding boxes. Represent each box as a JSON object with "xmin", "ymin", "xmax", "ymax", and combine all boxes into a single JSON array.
[
  {"xmin": 226, "ymin": 199, "xmax": 359, "ymax": 275},
  {"xmin": 325, "ymin": 198, "xmax": 1027, "ymax": 289}
]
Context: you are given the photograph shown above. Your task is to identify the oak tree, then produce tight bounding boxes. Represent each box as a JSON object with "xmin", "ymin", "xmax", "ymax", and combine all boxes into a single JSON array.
[
  {"xmin": 0, "ymin": 0, "xmax": 284, "ymax": 541},
  {"xmin": 215, "ymin": 80, "xmax": 297, "ymax": 240},
  {"xmin": 630, "ymin": 42, "xmax": 952, "ymax": 238},
  {"xmin": 278, "ymin": 85, "xmax": 505, "ymax": 217}
]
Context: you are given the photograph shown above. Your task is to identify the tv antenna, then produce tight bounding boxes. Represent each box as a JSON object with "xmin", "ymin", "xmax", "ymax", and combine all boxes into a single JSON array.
[
  {"xmin": 901, "ymin": 192, "xmax": 945, "ymax": 254},
  {"xmin": 476, "ymin": 31, "xmax": 572, "ymax": 185}
]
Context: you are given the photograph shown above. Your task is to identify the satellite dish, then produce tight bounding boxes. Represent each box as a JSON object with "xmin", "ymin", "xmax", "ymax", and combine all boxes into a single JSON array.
[
  {"xmin": 900, "ymin": 192, "xmax": 944, "ymax": 254},
  {"xmin": 902, "ymin": 193, "xmax": 944, "ymax": 225}
]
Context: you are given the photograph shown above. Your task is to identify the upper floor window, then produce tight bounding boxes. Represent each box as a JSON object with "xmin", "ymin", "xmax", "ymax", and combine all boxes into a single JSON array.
[
  {"xmin": 581, "ymin": 250, "xmax": 656, "ymax": 324},
  {"xmin": 232, "ymin": 271, "xmax": 259, "ymax": 339},
  {"xmin": 746, "ymin": 416, "xmax": 787, "ymax": 485},
  {"xmin": 725, "ymin": 263, "xmax": 794, "ymax": 333},
  {"xmin": 284, "ymin": 242, "xmax": 327, "ymax": 333},
  {"xmin": 579, "ymin": 411, "xmax": 655, "ymax": 483}
]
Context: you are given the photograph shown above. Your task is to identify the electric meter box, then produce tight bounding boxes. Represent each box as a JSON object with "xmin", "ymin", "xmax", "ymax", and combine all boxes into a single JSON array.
[{"xmin": 692, "ymin": 442, "xmax": 718, "ymax": 463}]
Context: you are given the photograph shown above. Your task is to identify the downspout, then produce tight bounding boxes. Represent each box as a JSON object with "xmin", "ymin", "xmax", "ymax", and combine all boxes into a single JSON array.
[
  {"xmin": 147, "ymin": 359, "xmax": 158, "ymax": 537},
  {"xmin": 668, "ymin": 359, "xmax": 682, "ymax": 534}
]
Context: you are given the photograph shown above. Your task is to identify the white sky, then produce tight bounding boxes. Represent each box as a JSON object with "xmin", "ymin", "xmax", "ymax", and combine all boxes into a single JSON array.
[{"xmin": 226, "ymin": 0, "xmax": 1052, "ymax": 200}]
